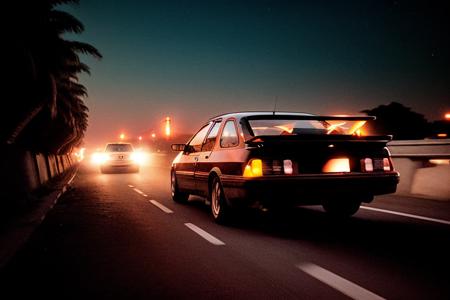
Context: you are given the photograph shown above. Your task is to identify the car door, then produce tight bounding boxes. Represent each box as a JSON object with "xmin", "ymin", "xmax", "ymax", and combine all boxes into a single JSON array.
[
  {"xmin": 217, "ymin": 119, "xmax": 242, "ymax": 176},
  {"xmin": 194, "ymin": 120, "xmax": 222, "ymax": 196},
  {"xmin": 176, "ymin": 123, "xmax": 212, "ymax": 193}
]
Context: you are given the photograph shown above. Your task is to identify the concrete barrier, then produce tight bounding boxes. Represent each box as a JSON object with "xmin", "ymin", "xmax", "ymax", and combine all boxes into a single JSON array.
[
  {"xmin": 1, "ymin": 147, "xmax": 40, "ymax": 209},
  {"xmin": 35, "ymin": 154, "xmax": 49, "ymax": 185},
  {"xmin": 58, "ymin": 155, "xmax": 65, "ymax": 172},
  {"xmin": 0, "ymin": 146, "xmax": 77, "ymax": 212},
  {"xmin": 47, "ymin": 155, "xmax": 59, "ymax": 177},
  {"xmin": 411, "ymin": 165, "xmax": 450, "ymax": 201},
  {"xmin": 56, "ymin": 155, "xmax": 62, "ymax": 174},
  {"xmin": 388, "ymin": 139, "xmax": 450, "ymax": 201},
  {"xmin": 21, "ymin": 151, "xmax": 40, "ymax": 193}
]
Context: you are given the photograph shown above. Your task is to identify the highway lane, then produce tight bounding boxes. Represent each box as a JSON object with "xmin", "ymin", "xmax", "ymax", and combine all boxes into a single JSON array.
[{"xmin": 1, "ymin": 153, "xmax": 449, "ymax": 299}]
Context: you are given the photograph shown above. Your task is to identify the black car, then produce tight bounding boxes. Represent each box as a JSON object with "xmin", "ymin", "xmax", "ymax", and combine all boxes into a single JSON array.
[{"xmin": 171, "ymin": 112, "xmax": 399, "ymax": 223}]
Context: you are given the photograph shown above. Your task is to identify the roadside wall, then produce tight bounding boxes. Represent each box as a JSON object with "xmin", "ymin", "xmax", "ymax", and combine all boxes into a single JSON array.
[
  {"xmin": 0, "ymin": 145, "xmax": 76, "ymax": 211},
  {"xmin": 388, "ymin": 139, "xmax": 450, "ymax": 201}
]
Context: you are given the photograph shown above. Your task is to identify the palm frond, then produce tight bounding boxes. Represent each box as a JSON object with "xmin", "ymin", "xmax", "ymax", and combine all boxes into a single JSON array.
[
  {"xmin": 65, "ymin": 40, "xmax": 102, "ymax": 59},
  {"xmin": 50, "ymin": 10, "xmax": 84, "ymax": 34}
]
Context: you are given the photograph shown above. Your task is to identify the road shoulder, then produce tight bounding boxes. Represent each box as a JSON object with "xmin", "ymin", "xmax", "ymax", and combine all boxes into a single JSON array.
[{"xmin": 0, "ymin": 167, "xmax": 78, "ymax": 269}]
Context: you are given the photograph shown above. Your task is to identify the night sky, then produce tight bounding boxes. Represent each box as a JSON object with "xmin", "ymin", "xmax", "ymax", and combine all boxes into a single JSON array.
[{"xmin": 63, "ymin": 0, "xmax": 449, "ymax": 145}]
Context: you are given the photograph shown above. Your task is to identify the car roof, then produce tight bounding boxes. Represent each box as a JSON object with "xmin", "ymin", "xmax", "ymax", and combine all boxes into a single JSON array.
[
  {"xmin": 209, "ymin": 111, "xmax": 314, "ymax": 121},
  {"xmin": 208, "ymin": 111, "xmax": 374, "ymax": 122}
]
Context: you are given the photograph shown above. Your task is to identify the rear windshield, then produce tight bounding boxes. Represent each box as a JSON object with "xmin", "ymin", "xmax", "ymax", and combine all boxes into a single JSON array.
[
  {"xmin": 248, "ymin": 119, "xmax": 367, "ymax": 136},
  {"xmin": 105, "ymin": 144, "xmax": 133, "ymax": 152}
]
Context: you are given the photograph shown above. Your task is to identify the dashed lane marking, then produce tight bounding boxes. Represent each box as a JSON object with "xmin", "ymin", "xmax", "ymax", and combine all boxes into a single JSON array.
[
  {"xmin": 149, "ymin": 200, "xmax": 174, "ymax": 214},
  {"xmin": 133, "ymin": 188, "xmax": 148, "ymax": 197},
  {"xmin": 128, "ymin": 184, "xmax": 134, "ymax": 188},
  {"xmin": 360, "ymin": 206, "xmax": 450, "ymax": 226},
  {"xmin": 297, "ymin": 263, "xmax": 385, "ymax": 300},
  {"xmin": 184, "ymin": 223, "xmax": 225, "ymax": 246},
  {"xmin": 67, "ymin": 172, "xmax": 77, "ymax": 185}
]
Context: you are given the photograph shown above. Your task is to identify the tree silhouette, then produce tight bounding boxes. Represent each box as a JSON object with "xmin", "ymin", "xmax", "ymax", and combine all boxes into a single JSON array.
[
  {"xmin": 361, "ymin": 102, "xmax": 429, "ymax": 140},
  {"xmin": 4, "ymin": 0, "xmax": 101, "ymax": 153}
]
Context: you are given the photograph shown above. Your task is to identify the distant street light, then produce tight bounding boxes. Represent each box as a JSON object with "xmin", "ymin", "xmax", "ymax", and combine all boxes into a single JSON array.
[
  {"xmin": 151, "ymin": 133, "xmax": 156, "ymax": 139},
  {"xmin": 119, "ymin": 133, "xmax": 125, "ymax": 140},
  {"xmin": 138, "ymin": 136, "xmax": 142, "ymax": 141},
  {"xmin": 165, "ymin": 117, "xmax": 171, "ymax": 138},
  {"xmin": 445, "ymin": 113, "xmax": 450, "ymax": 120}
]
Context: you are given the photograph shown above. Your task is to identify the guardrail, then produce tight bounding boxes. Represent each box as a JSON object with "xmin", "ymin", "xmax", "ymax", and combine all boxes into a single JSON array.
[{"xmin": 388, "ymin": 139, "xmax": 450, "ymax": 201}]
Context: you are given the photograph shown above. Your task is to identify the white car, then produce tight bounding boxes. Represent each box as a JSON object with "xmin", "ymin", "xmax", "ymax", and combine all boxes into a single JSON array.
[{"xmin": 93, "ymin": 143, "xmax": 141, "ymax": 173}]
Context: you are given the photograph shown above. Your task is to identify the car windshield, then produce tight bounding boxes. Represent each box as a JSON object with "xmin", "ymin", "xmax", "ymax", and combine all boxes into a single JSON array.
[
  {"xmin": 105, "ymin": 144, "xmax": 133, "ymax": 152},
  {"xmin": 248, "ymin": 119, "xmax": 367, "ymax": 136}
]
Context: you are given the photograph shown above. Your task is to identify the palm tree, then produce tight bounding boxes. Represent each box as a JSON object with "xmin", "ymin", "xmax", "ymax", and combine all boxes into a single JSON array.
[{"xmin": 4, "ymin": 0, "xmax": 101, "ymax": 153}]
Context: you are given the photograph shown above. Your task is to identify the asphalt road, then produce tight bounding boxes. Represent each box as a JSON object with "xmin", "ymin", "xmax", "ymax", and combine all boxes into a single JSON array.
[{"xmin": 1, "ymin": 153, "xmax": 449, "ymax": 299}]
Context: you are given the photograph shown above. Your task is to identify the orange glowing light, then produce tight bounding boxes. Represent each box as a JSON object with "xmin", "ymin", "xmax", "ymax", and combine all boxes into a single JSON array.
[
  {"xmin": 326, "ymin": 122, "xmax": 346, "ymax": 134},
  {"xmin": 151, "ymin": 133, "xmax": 156, "ymax": 138},
  {"xmin": 437, "ymin": 133, "xmax": 447, "ymax": 138},
  {"xmin": 165, "ymin": 117, "xmax": 171, "ymax": 137},
  {"xmin": 131, "ymin": 151, "xmax": 148, "ymax": 165},
  {"xmin": 445, "ymin": 113, "xmax": 450, "ymax": 120},
  {"xmin": 91, "ymin": 152, "xmax": 109, "ymax": 165},
  {"xmin": 322, "ymin": 158, "xmax": 350, "ymax": 173},
  {"xmin": 119, "ymin": 133, "xmax": 125, "ymax": 140},
  {"xmin": 73, "ymin": 148, "xmax": 85, "ymax": 162},
  {"xmin": 348, "ymin": 121, "xmax": 367, "ymax": 135},
  {"xmin": 243, "ymin": 159, "xmax": 263, "ymax": 177},
  {"xmin": 138, "ymin": 136, "xmax": 142, "ymax": 141},
  {"xmin": 275, "ymin": 125, "xmax": 294, "ymax": 134}
]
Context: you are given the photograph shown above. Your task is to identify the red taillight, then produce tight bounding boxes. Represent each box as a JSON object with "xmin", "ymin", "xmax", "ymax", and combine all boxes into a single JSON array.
[
  {"xmin": 383, "ymin": 158, "xmax": 391, "ymax": 171},
  {"xmin": 361, "ymin": 157, "xmax": 392, "ymax": 172},
  {"xmin": 283, "ymin": 159, "xmax": 293, "ymax": 174},
  {"xmin": 361, "ymin": 158, "xmax": 373, "ymax": 172}
]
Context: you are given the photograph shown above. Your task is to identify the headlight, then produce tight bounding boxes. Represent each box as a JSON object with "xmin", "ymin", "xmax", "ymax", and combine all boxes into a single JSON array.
[
  {"xmin": 131, "ymin": 152, "xmax": 147, "ymax": 165},
  {"xmin": 91, "ymin": 153, "xmax": 109, "ymax": 165}
]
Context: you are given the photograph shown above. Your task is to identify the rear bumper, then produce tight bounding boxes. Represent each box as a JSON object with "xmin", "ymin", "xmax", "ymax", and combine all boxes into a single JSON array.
[{"xmin": 220, "ymin": 172, "xmax": 399, "ymax": 207}]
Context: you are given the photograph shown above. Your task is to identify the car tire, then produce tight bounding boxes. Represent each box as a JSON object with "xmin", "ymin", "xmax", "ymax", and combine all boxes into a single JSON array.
[
  {"xmin": 322, "ymin": 198, "xmax": 361, "ymax": 218},
  {"xmin": 210, "ymin": 176, "xmax": 233, "ymax": 224},
  {"xmin": 171, "ymin": 170, "xmax": 189, "ymax": 203}
]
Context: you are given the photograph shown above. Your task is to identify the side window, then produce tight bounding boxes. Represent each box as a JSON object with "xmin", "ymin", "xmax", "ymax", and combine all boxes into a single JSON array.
[
  {"xmin": 202, "ymin": 121, "xmax": 222, "ymax": 152},
  {"xmin": 220, "ymin": 120, "xmax": 239, "ymax": 148},
  {"xmin": 188, "ymin": 123, "xmax": 211, "ymax": 153}
]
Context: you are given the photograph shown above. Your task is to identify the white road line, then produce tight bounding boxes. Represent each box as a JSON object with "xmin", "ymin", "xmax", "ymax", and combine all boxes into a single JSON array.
[
  {"xmin": 133, "ymin": 188, "xmax": 144, "ymax": 195},
  {"xmin": 297, "ymin": 263, "xmax": 385, "ymax": 300},
  {"xmin": 128, "ymin": 184, "xmax": 134, "ymax": 188},
  {"xmin": 149, "ymin": 200, "xmax": 173, "ymax": 214},
  {"xmin": 360, "ymin": 206, "xmax": 450, "ymax": 226},
  {"xmin": 134, "ymin": 188, "xmax": 148, "ymax": 197},
  {"xmin": 67, "ymin": 172, "xmax": 77, "ymax": 185},
  {"xmin": 184, "ymin": 223, "xmax": 225, "ymax": 246}
]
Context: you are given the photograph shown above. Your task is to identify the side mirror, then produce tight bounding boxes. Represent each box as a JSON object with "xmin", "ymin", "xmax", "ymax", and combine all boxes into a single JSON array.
[{"xmin": 171, "ymin": 144, "xmax": 186, "ymax": 152}]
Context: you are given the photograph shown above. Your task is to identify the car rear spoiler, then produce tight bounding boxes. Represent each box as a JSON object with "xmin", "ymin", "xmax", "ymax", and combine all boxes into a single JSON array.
[
  {"xmin": 243, "ymin": 115, "xmax": 376, "ymax": 121},
  {"xmin": 245, "ymin": 134, "xmax": 393, "ymax": 145}
]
